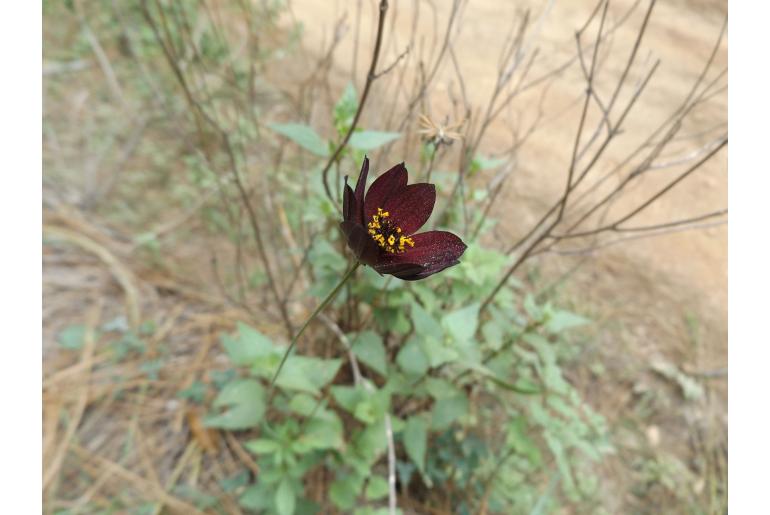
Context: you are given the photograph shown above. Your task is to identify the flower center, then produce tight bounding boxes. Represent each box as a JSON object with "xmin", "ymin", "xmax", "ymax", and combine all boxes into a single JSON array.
[{"xmin": 367, "ymin": 207, "xmax": 415, "ymax": 254}]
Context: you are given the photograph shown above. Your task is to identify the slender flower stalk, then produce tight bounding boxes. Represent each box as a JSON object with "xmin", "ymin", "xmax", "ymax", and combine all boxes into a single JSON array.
[{"xmin": 268, "ymin": 261, "xmax": 360, "ymax": 393}]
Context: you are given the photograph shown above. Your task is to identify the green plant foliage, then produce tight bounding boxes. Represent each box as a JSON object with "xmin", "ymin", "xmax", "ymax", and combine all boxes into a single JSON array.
[
  {"xmin": 349, "ymin": 130, "xmax": 401, "ymax": 151},
  {"xmin": 403, "ymin": 416, "xmax": 428, "ymax": 475},
  {"xmin": 334, "ymin": 83, "xmax": 358, "ymax": 135},
  {"xmin": 351, "ymin": 331, "xmax": 388, "ymax": 376},
  {"xmin": 204, "ymin": 379, "xmax": 266, "ymax": 429},
  {"xmin": 268, "ymin": 123, "xmax": 329, "ymax": 157},
  {"xmin": 57, "ymin": 324, "xmax": 90, "ymax": 350}
]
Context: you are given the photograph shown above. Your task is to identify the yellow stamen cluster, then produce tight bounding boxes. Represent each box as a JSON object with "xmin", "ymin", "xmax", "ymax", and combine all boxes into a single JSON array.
[{"xmin": 367, "ymin": 207, "xmax": 415, "ymax": 253}]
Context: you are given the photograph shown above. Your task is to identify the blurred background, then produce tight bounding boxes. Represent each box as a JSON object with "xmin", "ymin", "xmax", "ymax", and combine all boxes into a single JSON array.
[{"xmin": 43, "ymin": 0, "xmax": 726, "ymax": 513}]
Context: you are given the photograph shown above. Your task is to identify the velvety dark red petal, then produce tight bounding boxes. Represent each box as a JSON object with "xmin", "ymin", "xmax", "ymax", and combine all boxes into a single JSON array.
[
  {"xmin": 396, "ymin": 260, "xmax": 460, "ymax": 281},
  {"xmin": 381, "ymin": 183, "xmax": 436, "ymax": 236},
  {"xmin": 353, "ymin": 157, "xmax": 369, "ymax": 223},
  {"xmin": 340, "ymin": 221, "xmax": 379, "ymax": 266},
  {"xmin": 377, "ymin": 230, "xmax": 466, "ymax": 276},
  {"xmin": 343, "ymin": 179, "xmax": 355, "ymax": 222},
  {"xmin": 363, "ymin": 162, "xmax": 408, "ymax": 222},
  {"xmin": 372, "ymin": 261, "xmax": 425, "ymax": 277}
]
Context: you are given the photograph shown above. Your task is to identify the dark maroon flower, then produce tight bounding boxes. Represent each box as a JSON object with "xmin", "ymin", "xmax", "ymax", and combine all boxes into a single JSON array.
[{"xmin": 340, "ymin": 157, "xmax": 467, "ymax": 280}]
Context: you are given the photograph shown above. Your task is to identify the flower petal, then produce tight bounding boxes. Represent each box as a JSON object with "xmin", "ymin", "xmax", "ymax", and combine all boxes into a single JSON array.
[
  {"xmin": 377, "ymin": 230, "xmax": 466, "ymax": 279},
  {"xmin": 364, "ymin": 162, "xmax": 408, "ymax": 222},
  {"xmin": 397, "ymin": 260, "xmax": 460, "ymax": 281},
  {"xmin": 342, "ymin": 179, "xmax": 355, "ymax": 222},
  {"xmin": 382, "ymin": 183, "xmax": 436, "ymax": 236},
  {"xmin": 353, "ymin": 156, "xmax": 370, "ymax": 223},
  {"xmin": 372, "ymin": 261, "xmax": 425, "ymax": 277},
  {"xmin": 340, "ymin": 221, "xmax": 379, "ymax": 266}
]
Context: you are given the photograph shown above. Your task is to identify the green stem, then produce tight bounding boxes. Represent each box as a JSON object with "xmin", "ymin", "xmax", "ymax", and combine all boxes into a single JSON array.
[{"xmin": 268, "ymin": 261, "xmax": 361, "ymax": 394}]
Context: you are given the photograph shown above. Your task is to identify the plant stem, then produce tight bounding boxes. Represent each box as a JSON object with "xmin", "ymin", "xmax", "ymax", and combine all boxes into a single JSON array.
[{"xmin": 268, "ymin": 261, "xmax": 361, "ymax": 394}]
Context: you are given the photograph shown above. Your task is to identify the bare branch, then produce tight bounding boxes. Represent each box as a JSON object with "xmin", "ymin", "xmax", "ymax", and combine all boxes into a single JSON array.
[{"xmin": 320, "ymin": 0, "xmax": 390, "ymax": 203}]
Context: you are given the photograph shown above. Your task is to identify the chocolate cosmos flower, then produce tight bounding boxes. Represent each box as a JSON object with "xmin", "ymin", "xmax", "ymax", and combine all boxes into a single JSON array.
[{"xmin": 340, "ymin": 157, "xmax": 467, "ymax": 280}]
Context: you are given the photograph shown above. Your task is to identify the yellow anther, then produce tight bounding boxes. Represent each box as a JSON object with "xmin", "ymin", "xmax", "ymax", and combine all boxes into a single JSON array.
[{"xmin": 368, "ymin": 207, "xmax": 413, "ymax": 254}]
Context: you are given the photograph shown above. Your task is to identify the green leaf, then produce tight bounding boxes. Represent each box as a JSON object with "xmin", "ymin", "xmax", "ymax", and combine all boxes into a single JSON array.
[
  {"xmin": 412, "ymin": 303, "xmax": 444, "ymax": 340},
  {"xmin": 330, "ymin": 474, "xmax": 365, "ymax": 510},
  {"xmin": 353, "ymin": 418, "xmax": 388, "ymax": 466},
  {"xmin": 276, "ymin": 478, "xmax": 296, "ymax": 515},
  {"xmin": 297, "ymin": 412, "xmax": 344, "ymax": 451},
  {"xmin": 245, "ymin": 438, "xmax": 280, "ymax": 455},
  {"xmin": 417, "ymin": 336, "xmax": 459, "ymax": 368},
  {"xmin": 352, "ymin": 331, "xmax": 388, "ymax": 376},
  {"xmin": 349, "ymin": 130, "xmax": 401, "ymax": 150},
  {"xmin": 352, "ymin": 388, "xmax": 390, "ymax": 425},
  {"xmin": 506, "ymin": 417, "xmax": 542, "ymax": 466},
  {"xmin": 239, "ymin": 484, "xmax": 271, "ymax": 511},
  {"xmin": 57, "ymin": 324, "xmax": 89, "ymax": 350},
  {"xmin": 545, "ymin": 309, "xmax": 590, "ymax": 333},
  {"xmin": 204, "ymin": 379, "xmax": 265, "ymax": 430},
  {"xmin": 269, "ymin": 123, "xmax": 329, "ymax": 157},
  {"xmin": 365, "ymin": 476, "xmax": 389, "ymax": 501},
  {"xmin": 403, "ymin": 416, "xmax": 427, "ymax": 474},
  {"xmin": 472, "ymin": 154, "xmax": 507, "ymax": 172},
  {"xmin": 442, "ymin": 303, "xmax": 480, "ymax": 343},
  {"xmin": 396, "ymin": 338, "xmax": 429, "ymax": 376},
  {"xmin": 222, "ymin": 322, "xmax": 276, "ymax": 366},
  {"xmin": 331, "ymin": 385, "xmax": 366, "ymax": 413},
  {"xmin": 257, "ymin": 355, "xmax": 342, "ymax": 395},
  {"xmin": 424, "ymin": 378, "xmax": 461, "ymax": 400},
  {"xmin": 431, "ymin": 395, "xmax": 468, "ymax": 430},
  {"xmin": 334, "ymin": 82, "xmax": 358, "ymax": 132}
]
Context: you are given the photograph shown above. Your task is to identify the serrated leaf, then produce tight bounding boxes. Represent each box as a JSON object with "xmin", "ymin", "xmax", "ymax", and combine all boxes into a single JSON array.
[
  {"xmin": 403, "ymin": 416, "xmax": 427, "ymax": 474},
  {"xmin": 349, "ymin": 130, "xmax": 401, "ymax": 150},
  {"xmin": 204, "ymin": 379, "xmax": 265, "ymax": 430},
  {"xmin": 269, "ymin": 123, "xmax": 329, "ymax": 156},
  {"xmin": 352, "ymin": 331, "xmax": 388, "ymax": 376}
]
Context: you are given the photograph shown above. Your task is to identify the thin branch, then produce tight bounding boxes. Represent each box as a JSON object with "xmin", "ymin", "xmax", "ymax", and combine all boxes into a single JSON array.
[
  {"xmin": 320, "ymin": 0, "xmax": 390, "ymax": 202},
  {"xmin": 550, "ymin": 137, "xmax": 727, "ymax": 241},
  {"xmin": 374, "ymin": 44, "xmax": 411, "ymax": 79},
  {"xmin": 542, "ymin": 219, "xmax": 726, "ymax": 257}
]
